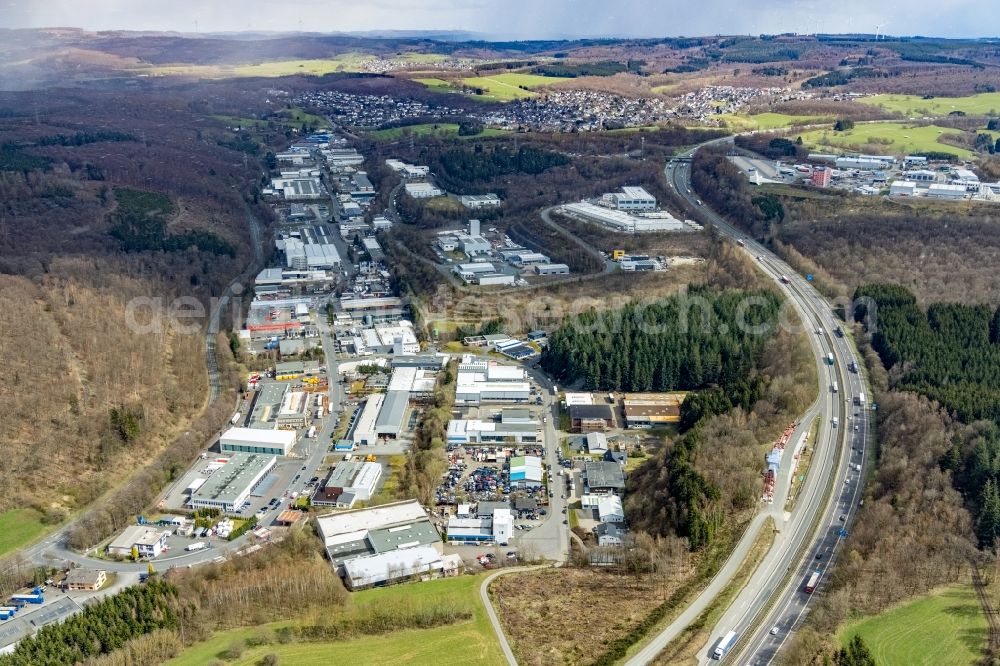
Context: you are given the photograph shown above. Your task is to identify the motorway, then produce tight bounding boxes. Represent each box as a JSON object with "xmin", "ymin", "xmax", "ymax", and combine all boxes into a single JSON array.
[{"xmin": 627, "ymin": 142, "xmax": 870, "ymax": 666}]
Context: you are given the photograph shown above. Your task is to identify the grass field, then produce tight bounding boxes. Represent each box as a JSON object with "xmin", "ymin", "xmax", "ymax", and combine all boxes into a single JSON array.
[
  {"xmin": 838, "ymin": 585, "xmax": 987, "ymax": 666},
  {"xmin": 0, "ymin": 509, "xmax": 49, "ymax": 557},
  {"xmin": 861, "ymin": 93, "xmax": 1000, "ymax": 118},
  {"xmin": 458, "ymin": 73, "xmax": 571, "ymax": 101},
  {"xmin": 166, "ymin": 574, "xmax": 503, "ymax": 666},
  {"xmin": 367, "ymin": 123, "xmax": 507, "ymax": 140},
  {"xmin": 726, "ymin": 112, "xmax": 833, "ymax": 131},
  {"xmin": 797, "ymin": 122, "xmax": 975, "ymax": 158},
  {"xmin": 413, "ymin": 77, "xmax": 458, "ymax": 94}
]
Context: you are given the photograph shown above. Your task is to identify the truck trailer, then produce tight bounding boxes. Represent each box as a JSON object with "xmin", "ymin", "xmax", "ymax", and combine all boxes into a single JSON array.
[
  {"xmin": 185, "ymin": 541, "xmax": 207, "ymax": 552},
  {"xmin": 804, "ymin": 570, "xmax": 821, "ymax": 594},
  {"xmin": 713, "ymin": 630, "xmax": 738, "ymax": 660}
]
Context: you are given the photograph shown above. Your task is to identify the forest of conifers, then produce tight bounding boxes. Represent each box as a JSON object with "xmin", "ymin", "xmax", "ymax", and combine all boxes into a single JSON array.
[
  {"xmin": 856, "ymin": 283, "xmax": 1000, "ymax": 546},
  {"xmin": 540, "ymin": 287, "xmax": 781, "ymax": 392},
  {"xmin": 856, "ymin": 283, "xmax": 1000, "ymax": 423}
]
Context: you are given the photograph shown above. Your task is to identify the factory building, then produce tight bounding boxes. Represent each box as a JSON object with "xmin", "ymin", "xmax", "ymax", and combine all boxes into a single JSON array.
[
  {"xmin": 889, "ymin": 181, "xmax": 918, "ymax": 197},
  {"xmin": 313, "ymin": 461, "xmax": 383, "ymax": 507},
  {"xmin": 447, "ymin": 409, "xmax": 541, "ymax": 445},
  {"xmin": 926, "ymin": 183, "xmax": 969, "ymax": 200},
  {"xmin": 623, "ymin": 393, "xmax": 685, "ymax": 428},
  {"xmin": 584, "ymin": 461, "xmax": 626, "ymax": 495},
  {"xmin": 316, "ymin": 500, "xmax": 456, "ymax": 589},
  {"xmin": 340, "ymin": 296, "xmax": 406, "ymax": 324},
  {"xmin": 404, "ymin": 182, "xmax": 444, "ymax": 198},
  {"xmin": 445, "ymin": 508, "xmax": 512, "ymax": 545},
  {"xmin": 810, "ymin": 167, "xmax": 832, "ymax": 188},
  {"xmin": 534, "ymin": 263, "xmax": 570, "ymax": 276},
  {"xmin": 509, "ymin": 455, "xmax": 544, "ymax": 488},
  {"xmin": 352, "ymin": 394, "xmax": 385, "ymax": 446},
  {"xmin": 581, "ymin": 494, "xmax": 626, "ymax": 523},
  {"xmin": 603, "ymin": 186, "xmax": 657, "ymax": 211},
  {"xmin": 459, "ymin": 193, "xmax": 502, "ymax": 209},
  {"xmin": 220, "ymin": 427, "xmax": 296, "ymax": 457},
  {"xmin": 561, "ymin": 202, "xmax": 687, "ymax": 233},
  {"xmin": 455, "ymin": 356, "xmax": 530, "ymax": 405},
  {"xmin": 189, "ymin": 453, "xmax": 278, "ymax": 513},
  {"xmin": 507, "ymin": 251, "xmax": 550, "ymax": 267},
  {"xmin": 568, "ymin": 404, "xmax": 615, "ymax": 432},
  {"xmin": 476, "ymin": 273, "xmax": 517, "ymax": 286}
]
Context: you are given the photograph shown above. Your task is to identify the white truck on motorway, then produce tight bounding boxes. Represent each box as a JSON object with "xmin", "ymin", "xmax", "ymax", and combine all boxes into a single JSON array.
[
  {"xmin": 185, "ymin": 542, "xmax": 207, "ymax": 552},
  {"xmin": 713, "ymin": 630, "xmax": 738, "ymax": 660},
  {"xmin": 832, "ymin": 417, "xmax": 839, "ymax": 428}
]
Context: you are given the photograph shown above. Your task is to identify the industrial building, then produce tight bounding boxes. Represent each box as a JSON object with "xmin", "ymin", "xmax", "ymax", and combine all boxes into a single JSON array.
[
  {"xmin": 275, "ymin": 390, "xmax": 312, "ymax": 429},
  {"xmin": 534, "ymin": 263, "xmax": 570, "ymax": 276},
  {"xmin": 586, "ymin": 432, "xmax": 609, "ymax": 455},
  {"xmin": 352, "ymin": 394, "xmax": 385, "ymax": 446},
  {"xmin": 447, "ymin": 409, "xmax": 541, "ymax": 445},
  {"xmin": 446, "ymin": 507, "xmax": 513, "ymax": 545},
  {"xmin": 507, "ymin": 251, "xmax": 550, "ymax": 266},
  {"xmin": 582, "ymin": 494, "xmax": 626, "ymax": 522},
  {"xmin": 560, "ymin": 201, "xmax": 687, "ymax": 233},
  {"xmin": 385, "ymin": 160, "xmax": 431, "ymax": 178},
  {"xmin": 107, "ymin": 526, "xmax": 169, "ymax": 558},
  {"xmin": 313, "ymin": 461, "xmax": 383, "ymax": 507},
  {"xmin": 220, "ymin": 427, "xmax": 297, "ymax": 457},
  {"xmin": 622, "ymin": 393, "xmax": 685, "ymax": 428},
  {"xmin": 438, "ymin": 219, "xmax": 492, "ymax": 257},
  {"xmin": 460, "ymin": 193, "xmax": 502, "ymax": 209},
  {"xmin": 340, "ymin": 296, "xmax": 406, "ymax": 324},
  {"xmin": 343, "ymin": 547, "xmax": 462, "ymax": 591},
  {"xmin": 568, "ymin": 404, "xmax": 614, "ymax": 432},
  {"xmin": 279, "ymin": 237, "xmax": 342, "ymax": 271},
  {"xmin": 509, "ymin": 455, "xmax": 544, "ymax": 488},
  {"xmin": 359, "ymin": 322, "xmax": 420, "ymax": 354},
  {"xmin": 404, "ymin": 182, "xmax": 444, "ymax": 198},
  {"xmin": 455, "ymin": 356, "xmax": 530, "ymax": 405},
  {"xmin": 476, "ymin": 273, "xmax": 517, "ymax": 286},
  {"xmin": 889, "ymin": 181, "xmax": 918, "ymax": 197},
  {"xmin": 926, "ymin": 183, "xmax": 969, "ymax": 200},
  {"xmin": 189, "ymin": 453, "xmax": 277, "ymax": 513},
  {"xmin": 392, "ymin": 354, "xmax": 450, "ymax": 371},
  {"xmin": 316, "ymin": 500, "xmax": 443, "ymax": 584},
  {"xmin": 602, "ymin": 186, "xmax": 657, "ymax": 211},
  {"xmin": 810, "ymin": 167, "xmax": 832, "ymax": 187},
  {"xmin": 584, "ymin": 461, "xmax": 626, "ymax": 495},
  {"xmin": 269, "ymin": 177, "xmax": 324, "ymax": 200},
  {"xmin": 362, "ymin": 237, "xmax": 384, "ymax": 261},
  {"xmin": 254, "ymin": 267, "xmax": 335, "ymax": 298},
  {"xmin": 387, "ymin": 366, "xmax": 438, "ymax": 400}
]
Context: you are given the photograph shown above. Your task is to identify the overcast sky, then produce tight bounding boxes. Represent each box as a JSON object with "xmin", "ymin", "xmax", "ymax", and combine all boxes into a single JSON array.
[{"xmin": 2, "ymin": 0, "xmax": 993, "ymax": 39}]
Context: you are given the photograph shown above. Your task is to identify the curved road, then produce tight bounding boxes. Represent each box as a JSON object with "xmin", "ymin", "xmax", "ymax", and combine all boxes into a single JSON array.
[{"xmin": 624, "ymin": 143, "xmax": 870, "ymax": 666}]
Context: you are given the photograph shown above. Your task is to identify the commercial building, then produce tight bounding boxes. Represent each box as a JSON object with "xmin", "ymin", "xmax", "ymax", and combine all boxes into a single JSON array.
[
  {"xmin": 564, "ymin": 392, "xmax": 595, "ymax": 406},
  {"xmin": 352, "ymin": 394, "xmax": 385, "ymax": 446},
  {"xmin": 107, "ymin": 526, "xmax": 169, "ymax": 559},
  {"xmin": 387, "ymin": 366, "xmax": 437, "ymax": 399},
  {"xmin": 810, "ymin": 167, "xmax": 832, "ymax": 187},
  {"xmin": 561, "ymin": 201, "xmax": 687, "ymax": 233},
  {"xmin": 603, "ymin": 186, "xmax": 657, "ymax": 211},
  {"xmin": 584, "ymin": 461, "xmax": 626, "ymax": 495},
  {"xmin": 270, "ymin": 177, "xmax": 324, "ymax": 200},
  {"xmin": 455, "ymin": 357, "xmax": 530, "ymax": 405},
  {"xmin": 568, "ymin": 404, "xmax": 615, "ymax": 432},
  {"xmin": 360, "ymin": 322, "xmax": 420, "ymax": 354},
  {"xmin": 836, "ymin": 156, "xmax": 895, "ymax": 170},
  {"xmin": 447, "ymin": 409, "xmax": 541, "ymax": 445},
  {"xmin": 507, "ymin": 251, "xmax": 550, "ymax": 267},
  {"xmin": 476, "ymin": 273, "xmax": 517, "ymax": 286},
  {"xmin": 313, "ymin": 461, "xmax": 383, "ymax": 507},
  {"xmin": 622, "ymin": 393, "xmax": 685, "ymax": 428},
  {"xmin": 340, "ymin": 296, "xmax": 405, "ymax": 324},
  {"xmin": 376, "ymin": 390, "xmax": 409, "ymax": 439},
  {"xmin": 926, "ymin": 183, "xmax": 968, "ymax": 200},
  {"xmin": 189, "ymin": 453, "xmax": 277, "ymax": 513},
  {"xmin": 254, "ymin": 267, "xmax": 335, "ymax": 298},
  {"xmin": 280, "ymin": 237, "xmax": 342, "ymax": 271},
  {"xmin": 343, "ymin": 547, "xmax": 462, "ymax": 591},
  {"xmin": 316, "ymin": 499, "xmax": 442, "ymax": 567},
  {"xmin": 220, "ymin": 427, "xmax": 296, "ymax": 457},
  {"xmin": 385, "ymin": 160, "xmax": 430, "ymax": 179},
  {"xmin": 509, "ymin": 455, "xmax": 544, "ymax": 488},
  {"xmin": 64, "ymin": 569, "xmax": 107, "ymax": 591},
  {"xmin": 446, "ymin": 508, "xmax": 512, "ymax": 545},
  {"xmin": 582, "ymin": 494, "xmax": 626, "ymax": 523},
  {"xmin": 904, "ymin": 169, "xmax": 937, "ymax": 183},
  {"xmin": 276, "ymin": 390, "xmax": 312, "ymax": 429},
  {"xmin": 534, "ymin": 263, "xmax": 570, "ymax": 276},
  {"xmin": 362, "ymin": 237, "xmax": 384, "ymax": 261},
  {"xmin": 889, "ymin": 181, "xmax": 918, "ymax": 197},
  {"xmin": 460, "ymin": 193, "xmax": 502, "ymax": 209},
  {"xmin": 586, "ymin": 432, "xmax": 609, "ymax": 455},
  {"xmin": 404, "ymin": 182, "xmax": 444, "ymax": 198}
]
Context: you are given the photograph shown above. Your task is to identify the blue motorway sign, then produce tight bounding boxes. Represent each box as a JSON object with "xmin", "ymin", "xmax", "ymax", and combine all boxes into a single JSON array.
[{"xmin": 806, "ymin": 274, "xmax": 814, "ymax": 282}]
